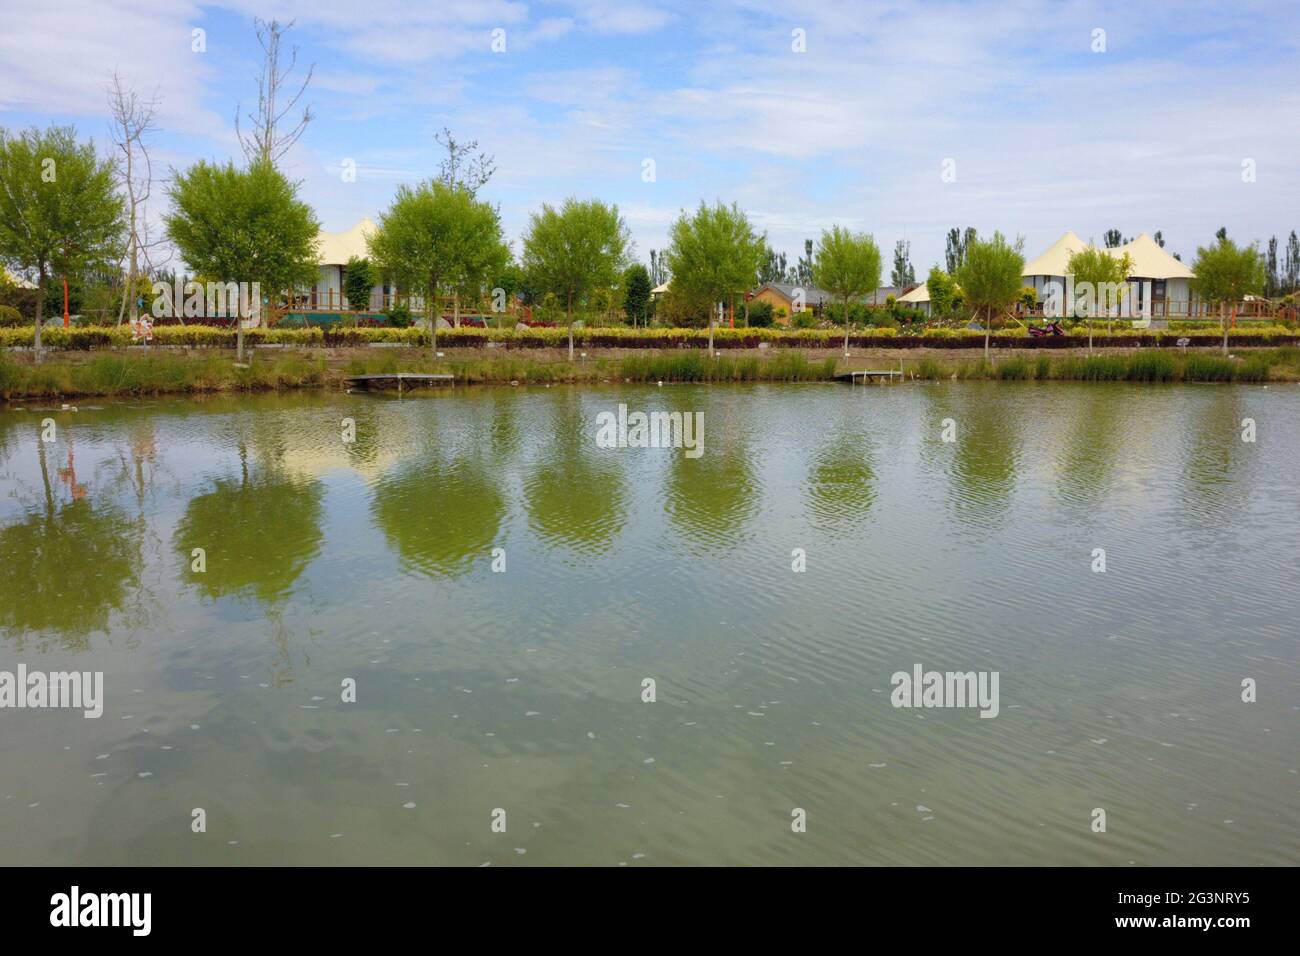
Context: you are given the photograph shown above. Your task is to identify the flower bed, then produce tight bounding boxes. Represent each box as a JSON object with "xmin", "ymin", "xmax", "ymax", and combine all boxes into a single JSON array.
[{"xmin": 3, "ymin": 323, "xmax": 1296, "ymax": 352}]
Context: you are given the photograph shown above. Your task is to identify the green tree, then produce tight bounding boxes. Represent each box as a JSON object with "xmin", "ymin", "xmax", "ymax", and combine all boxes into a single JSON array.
[
  {"xmin": 445, "ymin": 206, "xmax": 508, "ymax": 327},
  {"xmin": 1284, "ymin": 231, "xmax": 1299, "ymax": 294},
  {"xmin": 0, "ymin": 126, "xmax": 124, "ymax": 358},
  {"xmin": 1191, "ymin": 233, "xmax": 1266, "ymax": 352},
  {"xmin": 165, "ymin": 159, "xmax": 318, "ymax": 359},
  {"xmin": 491, "ymin": 260, "xmax": 524, "ymax": 326},
  {"xmin": 759, "ymin": 248, "xmax": 788, "ymax": 284},
  {"xmin": 1067, "ymin": 246, "xmax": 1132, "ymax": 349},
  {"xmin": 955, "ymin": 231, "xmax": 1025, "ymax": 356},
  {"xmin": 813, "ymin": 226, "xmax": 882, "ymax": 355},
  {"xmin": 521, "ymin": 198, "xmax": 630, "ymax": 360},
  {"xmin": 944, "ymin": 227, "xmax": 976, "ymax": 274},
  {"xmin": 368, "ymin": 179, "xmax": 505, "ymax": 353},
  {"xmin": 663, "ymin": 201, "xmax": 764, "ymax": 352},
  {"xmin": 623, "ymin": 263, "xmax": 651, "ymax": 325},
  {"xmin": 343, "ymin": 256, "xmax": 372, "ymax": 311},
  {"xmin": 890, "ymin": 239, "xmax": 915, "ymax": 288},
  {"xmin": 925, "ymin": 266, "xmax": 958, "ymax": 316}
]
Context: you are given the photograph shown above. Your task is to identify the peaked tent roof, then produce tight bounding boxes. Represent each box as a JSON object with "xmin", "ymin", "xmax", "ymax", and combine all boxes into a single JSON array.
[
  {"xmin": 898, "ymin": 281, "xmax": 961, "ymax": 304},
  {"xmin": 1022, "ymin": 230, "xmax": 1194, "ymax": 280},
  {"xmin": 316, "ymin": 218, "xmax": 377, "ymax": 266},
  {"xmin": 651, "ymin": 281, "xmax": 670, "ymax": 294},
  {"xmin": 1021, "ymin": 231, "xmax": 1089, "ymax": 277},
  {"xmin": 1116, "ymin": 233, "xmax": 1195, "ymax": 280}
]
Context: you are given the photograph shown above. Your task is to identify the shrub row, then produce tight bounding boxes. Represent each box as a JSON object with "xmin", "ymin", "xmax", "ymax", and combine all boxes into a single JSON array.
[
  {"xmin": 0, "ymin": 325, "xmax": 326, "ymax": 349},
  {"xmin": 4, "ymin": 323, "xmax": 1297, "ymax": 351}
]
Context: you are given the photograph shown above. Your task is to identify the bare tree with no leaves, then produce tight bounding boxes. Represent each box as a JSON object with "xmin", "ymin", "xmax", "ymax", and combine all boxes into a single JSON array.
[
  {"xmin": 436, "ymin": 127, "xmax": 496, "ymax": 195},
  {"xmin": 236, "ymin": 18, "xmax": 315, "ymax": 167},
  {"xmin": 108, "ymin": 70, "xmax": 168, "ymax": 327}
]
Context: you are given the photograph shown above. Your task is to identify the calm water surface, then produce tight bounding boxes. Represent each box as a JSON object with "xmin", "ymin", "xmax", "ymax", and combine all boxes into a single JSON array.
[{"xmin": 1, "ymin": 382, "xmax": 1296, "ymax": 865}]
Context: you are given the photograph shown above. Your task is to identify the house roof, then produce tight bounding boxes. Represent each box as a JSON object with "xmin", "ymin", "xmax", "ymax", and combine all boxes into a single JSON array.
[
  {"xmin": 1022, "ymin": 231, "xmax": 1194, "ymax": 280},
  {"xmin": 316, "ymin": 218, "xmax": 377, "ymax": 266},
  {"xmin": 757, "ymin": 282, "xmax": 835, "ymax": 306},
  {"xmin": 651, "ymin": 281, "xmax": 670, "ymax": 294},
  {"xmin": 899, "ymin": 280, "xmax": 961, "ymax": 305}
]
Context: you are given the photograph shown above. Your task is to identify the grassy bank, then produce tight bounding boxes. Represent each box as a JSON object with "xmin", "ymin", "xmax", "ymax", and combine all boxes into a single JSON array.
[
  {"xmin": 913, "ymin": 347, "xmax": 1300, "ymax": 384},
  {"xmin": 2, "ymin": 347, "xmax": 1298, "ymax": 401},
  {"xmin": 0, "ymin": 352, "xmax": 329, "ymax": 399}
]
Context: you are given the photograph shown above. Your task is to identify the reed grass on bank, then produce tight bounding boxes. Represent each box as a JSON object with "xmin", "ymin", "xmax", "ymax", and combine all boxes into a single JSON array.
[
  {"xmin": 1, "ymin": 347, "xmax": 1296, "ymax": 400},
  {"xmin": 911, "ymin": 349, "xmax": 1288, "ymax": 384},
  {"xmin": 0, "ymin": 353, "xmax": 328, "ymax": 399}
]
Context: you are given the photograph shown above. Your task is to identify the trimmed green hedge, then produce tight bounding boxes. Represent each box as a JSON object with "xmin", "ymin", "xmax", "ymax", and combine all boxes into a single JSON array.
[
  {"xmin": 0, "ymin": 325, "xmax": 326, "ymax": 349},
  {"xmin": 3, "ymin": 323, "xmax": 1297, "ymax": 351}
]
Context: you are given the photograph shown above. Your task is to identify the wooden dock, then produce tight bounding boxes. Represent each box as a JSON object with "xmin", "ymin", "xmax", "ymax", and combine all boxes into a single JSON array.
[
  {"xmin": 344, "ymin": 373, "xmax": 454, "ymax": 393},
  {"xmin": 835, "ymin": 369, "xmax": 903, "ymax": 383}
]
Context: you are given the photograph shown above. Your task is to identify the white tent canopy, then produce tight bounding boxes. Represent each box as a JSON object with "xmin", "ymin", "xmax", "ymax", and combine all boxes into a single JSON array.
[
  {"xmin": 1022, "ymin": 231, "xmax": 1193, "ymax": 280},
  {"xmin": 315, "ymin": 218, "xmax": 377, "ymax": 266},
  {"xmin": 1021, "ymin": 231, "xmax": 1089, "ymax": 277},
  {"xmin": 1115, "ymin": 233, "xmax": 1194, "ymax": 280}
]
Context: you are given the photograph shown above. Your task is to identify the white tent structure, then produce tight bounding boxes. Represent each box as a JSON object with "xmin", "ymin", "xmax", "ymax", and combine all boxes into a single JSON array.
[
  {"xmin": 1023, "ymin": 231, "xmax": 1196, "ymax": 318},
  {"xmin": 307, "ymin": 218, "xmax": 388, "ymax": 311}
]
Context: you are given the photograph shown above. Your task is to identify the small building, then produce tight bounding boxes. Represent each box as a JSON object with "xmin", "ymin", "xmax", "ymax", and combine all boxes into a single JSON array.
[
  {"xmin": 1022, "ymin": 231, "xmax": 1196, "ymax": 318},
  {"xmin": 650, "ymin": 281, "xmax": 670, "ymax": 302},
  {"xmin": 749, "ymin": 282, "xmax": 834, "ymax": 324},
  {"xmin": 309, "ymin": 218, "xmax": 390, "ymax": 311},
  {"xmin": 896, "ymin": 282, "xmax": 933, "ymax": 316}
]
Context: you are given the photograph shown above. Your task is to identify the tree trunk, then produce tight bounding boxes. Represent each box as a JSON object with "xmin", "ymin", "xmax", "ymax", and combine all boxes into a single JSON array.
[
  {"xmin": 453, "ymin": 290, "xmax": 460, "ymax": 328},
  {"xmin": 34, "ymin": 272, "xmax": 46, "ymax": 363},
  {"xmin": 843, "ymin": 296, "xmax": 851, "ymax": 356},
  {"xmin": 1222, "ymin": 302, "xmax": 1231, "ymax": 354},
  {"xmin": 567, "ymin": 291, "xmax": 574, "ymax": 362},
  {"xmin": 983, "ymin": 307, "xmax": 990, "ymax": 358},
  {"xmin": 124, "ymin": 141, "xmax": 139, "ymax": 329},
  {"xmin": 708, "ymin": 303, "xmax": 715, "ymax": 355},
  {"xmin": 128, "ymin": 226, "xmax": 139, "ymax": 327},
  {"xmin": 430, "ymin": 283, "xmax": 438, "ymax": 358}
]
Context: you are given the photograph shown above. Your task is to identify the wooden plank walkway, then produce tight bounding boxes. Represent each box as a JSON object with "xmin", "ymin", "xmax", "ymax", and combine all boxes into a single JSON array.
[
  {"xmin": 834, "ymin": 369, "xmax": 903, "ymax": 383},
  {"xmin": 344, "ymin": 373, "xmax": 454, "ymax": 392}
]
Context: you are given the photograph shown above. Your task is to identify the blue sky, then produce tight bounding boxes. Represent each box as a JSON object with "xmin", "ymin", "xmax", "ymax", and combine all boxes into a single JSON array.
[{"xmin": 3, "ymin": 0, "xmax": 1299, "ymax": 275}]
